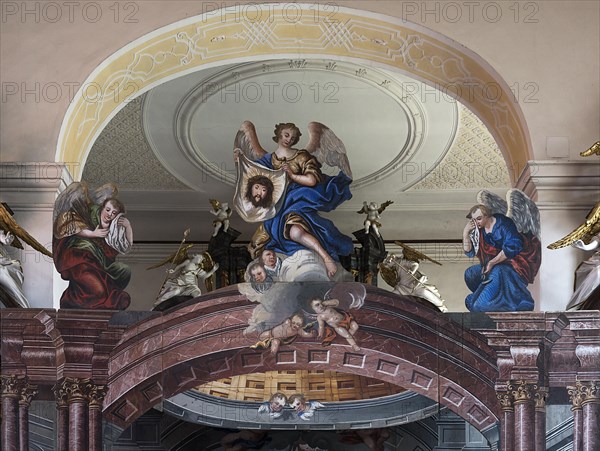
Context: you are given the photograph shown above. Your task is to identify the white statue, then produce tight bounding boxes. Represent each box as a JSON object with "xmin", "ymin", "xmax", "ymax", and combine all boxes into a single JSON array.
[
  {"xmin": 548, "ymin": 200, "xmax": 600, "ymax": 310},
  {"xmin": 209, "ymin": 199, "xmax": 232, "ymax": 237},
  {"xmin": 357, "ymin": 200, "xmax": 393, "ymax": 236},
  {"xmin": 379, "ymin": 243, "xmax": 448, "ymax": 312},
  {"xmin": 155, "ymin": 252, "xmax": 219, "ymax": 306},
  {"xmin": 0, "ymin": 203, "xmax": 53, "ymax": 308}
]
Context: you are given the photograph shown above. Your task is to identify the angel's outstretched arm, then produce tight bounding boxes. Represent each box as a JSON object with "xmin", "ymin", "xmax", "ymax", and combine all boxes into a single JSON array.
[{"xmin": 573, "ymin": 236, "xmax": 600, "ymax": 251}]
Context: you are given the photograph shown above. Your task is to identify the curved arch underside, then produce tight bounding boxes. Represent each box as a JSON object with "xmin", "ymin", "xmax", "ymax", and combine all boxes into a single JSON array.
[
  {"xmin": 105, "ymin": 286, "xmax": 500, "ymax": 432},
  {"xmin": 58, "ymin": 4, "xmax": 531, "ymax": 182}
]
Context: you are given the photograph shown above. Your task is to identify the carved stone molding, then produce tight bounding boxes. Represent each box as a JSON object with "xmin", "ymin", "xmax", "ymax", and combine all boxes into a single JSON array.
[
  {"xmin": 575, "ymin": 345, "xmax": 600, "ymax": 370},
  {"xmin": 508, "ymin": 380, "xmax": 538, "ymax": 405}
]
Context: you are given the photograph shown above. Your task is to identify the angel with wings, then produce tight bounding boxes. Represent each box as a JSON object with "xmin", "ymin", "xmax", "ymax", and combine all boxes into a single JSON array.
[
  {"xmin": 151, "ymin": 247, "xmax": 219, "ymax": 307},
  {"xmin": 357, "ymin": 200, "xmax": 394, "ymax": 237},
  {"xmin": 462, "ymin": 189, "xmax": 541, "ymax": 312},
  {"xmin": 209, "ymin": 199, "xmax": 232, "ymax": 237},
  {"xmin": 0, "ymin": 203, "xmax": 52, "ymax": 308},
  {"xmin": 379, "ymin": 243, "xmax": 448, "ymax": 312},
  {"xmin": 53, "ymin": 182, "xmax": 133, "ymax": 310},
  {"xmin": 548, "ymin": 200, "xmax": 600, "ymax": 310},
  {"xmin": 234, "ymin": 121, "xmax": 353, "ymax": 279}
]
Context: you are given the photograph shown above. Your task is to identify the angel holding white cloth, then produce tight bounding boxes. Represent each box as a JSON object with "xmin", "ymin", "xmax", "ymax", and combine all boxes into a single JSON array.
[
  {"xmin": 53, "ymin": 182, "xmax": 133, "ymax": 309},
  {"xmin": 462, "ymin": 189, "xmax": 541, "ymax": 312},
  {"xmin": 234, "ymin": 121, "xmax": 353, "ymax": 278}
]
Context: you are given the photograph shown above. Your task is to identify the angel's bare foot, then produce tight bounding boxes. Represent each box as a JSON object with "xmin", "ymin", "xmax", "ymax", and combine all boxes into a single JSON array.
[
  {"xmin": 351, "ymin": 344, "xmax": 361, "ymax": 351},
  {"xmin": 324, "ymin": 258, "xmax": 338, "ymax": 278},
  {"xmin": 288, "ymin": 225, "xmax": 338, "ymax": 277}
]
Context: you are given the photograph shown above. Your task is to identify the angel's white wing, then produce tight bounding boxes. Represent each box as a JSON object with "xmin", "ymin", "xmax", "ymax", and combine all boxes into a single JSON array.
[
  {"xmin": 477, "ymin": 190, "xmax": 507, "ymax": 216},
  {"xmin": 53, "ymin": 181, "xmax": 91, "ymax": 225},
  {"xmin": 507, "ymin": 189, "xmax": 541, "ymax": 238},
  {"xmin": 306, "ymin": 122, "xmax": 352, "ymax": 178},
  {"xmin": 234, "ymin": 121, "xmax": 268, "ymax": 161},
  {"xmin": 90, "ymin": 183, "xmax": 118, "ymax": 206}
]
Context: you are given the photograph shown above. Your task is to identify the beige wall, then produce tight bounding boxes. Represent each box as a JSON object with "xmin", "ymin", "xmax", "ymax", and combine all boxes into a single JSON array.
[{"xmin": 1, "ymin": 1, "xmax": 598, "ymax": 163}]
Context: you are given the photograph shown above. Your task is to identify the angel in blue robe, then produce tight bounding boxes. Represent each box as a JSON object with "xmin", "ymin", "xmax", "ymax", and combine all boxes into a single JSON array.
[
  {"xmin": 462, "ymin": 190, "xmax": 541, "ymax": 312},
  {"xmin": 234, "ymin": 121, "xmax": 353, "ymax": 278}
]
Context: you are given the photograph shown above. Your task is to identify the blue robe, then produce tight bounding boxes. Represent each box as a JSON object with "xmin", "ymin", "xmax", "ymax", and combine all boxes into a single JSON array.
[
  {"xmin": 464, "ymin": 214, "xmax": 536, "ymax": 312},
  {"xmin": 256, "ymin": 152, "xmax": 353, "ymax": 261}
]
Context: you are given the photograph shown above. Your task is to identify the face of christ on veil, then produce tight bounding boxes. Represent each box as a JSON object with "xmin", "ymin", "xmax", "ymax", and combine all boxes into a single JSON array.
[{"xmin": 245, "ymin": 175, "xmax": 275, "ymax": 208}]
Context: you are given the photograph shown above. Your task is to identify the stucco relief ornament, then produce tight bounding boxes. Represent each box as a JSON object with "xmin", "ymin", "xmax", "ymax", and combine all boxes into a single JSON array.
[
  {"xmin": 379, "ymin": 242, "xmax": 448, "ymax": 312},
  {"xmin": 0, "ymin": 203, "xmax": 52, "ymax": 308}
]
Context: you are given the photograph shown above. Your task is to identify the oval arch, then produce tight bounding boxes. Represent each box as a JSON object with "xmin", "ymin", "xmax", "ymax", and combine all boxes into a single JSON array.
[
  {"xmin": 104, "ymin": 286, "xmax": 500, "ymax": 435},
  {"xmin": 56, "ymin": 3, "xmax": 531, "ymax": 183}
]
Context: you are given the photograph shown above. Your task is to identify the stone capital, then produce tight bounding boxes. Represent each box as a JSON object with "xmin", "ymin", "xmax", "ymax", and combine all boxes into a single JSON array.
[
  {"xmin": 87, "ymin": 384, "xmax": 108, "ymax": 409},
  {"xmin": 508, "ymin": 380, "xmax": 538, "ymax": 405},
  {"xmin": 19, "ymin": 383, "xmax": 39, "ymax": 407},
  {"xmin": 1, "ymin": 375, "xmax": 27, "ymax": 398},
  {"xmin": 534, "ymin": 387, "xmax": 549, "ymax": 410},
  {"xmin": 56, "ymin": 377, "xmax": 93, "ymax": 403},
  {"xmin": 568, "ymin": 381, "xmax": 600, "ymax": 409}
]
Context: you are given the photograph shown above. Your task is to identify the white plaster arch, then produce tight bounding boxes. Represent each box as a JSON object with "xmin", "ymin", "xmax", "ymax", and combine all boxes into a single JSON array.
[{"xmin": 55, "ymin": 3, "xmax": 532, "ymax": 183}]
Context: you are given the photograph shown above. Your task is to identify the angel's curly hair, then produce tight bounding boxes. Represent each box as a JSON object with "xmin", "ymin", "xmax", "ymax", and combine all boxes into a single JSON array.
[
  {"xmin": 272, "ymin": 123, "xmax": 301, "ymax": 145},
  {"xmin": 102, "ymin": 197, "xmax": 125, "ymax": 214},
  {"xmin": 466, "ymin": 204, "xmax": 491, "ymax": 219}
]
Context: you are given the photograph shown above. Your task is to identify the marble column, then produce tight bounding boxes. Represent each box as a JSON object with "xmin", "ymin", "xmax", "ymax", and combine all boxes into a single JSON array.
[
  {"xmin": 578, "ymin": 381, "xmax": 600, "ymax": 451},
  {"xmin": 497, "ymin": 389, "xmax": 514, "ymax": 451},
  {"xmin": 53, "ymin": 381, "xmax": 69, "ymax": 451},
  {"xmin": 87, "ymin": 384, "xmax": 108, "ymax": 451},
  {"xmin": 510, "ymin": 381, "xmax": 536, "ymax": 451},
  {"xmin": 62, "ymin": 378, "xmax": 92, "ymax": 451},
  {"xmin": 569, "ymin": 383, "xmax": 584, "ymax": 451},
  {"xmin": 533, "ymin": 387, "xmax": 548, "ymax": 451},
  {"xmin": 1, "ymin": 376, "xmax": 25, "ymax": 451},
  {"xmin": 18, "ymin": 383, "xmax": 38, "ymax": 451}
]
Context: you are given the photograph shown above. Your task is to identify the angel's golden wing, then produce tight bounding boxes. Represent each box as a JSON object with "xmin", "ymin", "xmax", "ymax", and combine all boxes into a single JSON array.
[
  {"xmin": 547, "ymin": 201, "xmax": 600, "ymax": 249},
  {"xmin": 234, "ymin": 121, "xmax": 268, "ymax": 160},
  {"xmin": 378, "ymin": 200, "xmax": 394, "ymax": 214},
  {"xmin": 0, "ymin": 203, "xmax": 52, "ymax": 257},
  {"xmin": 394, "ymin": 241, "xmax": 442, "ymax": 265},
  {"xmin": 580, "ymin": 141, "xmax": 600, "ymax": 157},
  {"xmin": 146, "ymin": 243, "xmax": 195, "ymax": 270},
  {"xmin": 200, "ymin": 251, "xmax": 216, "ymax": 271}
]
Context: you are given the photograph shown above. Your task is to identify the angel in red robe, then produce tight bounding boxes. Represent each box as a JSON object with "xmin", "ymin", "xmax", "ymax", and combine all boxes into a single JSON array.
[{"xmin": 53, "ymin": 183, "xmax": 133, "ymax": 309}]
